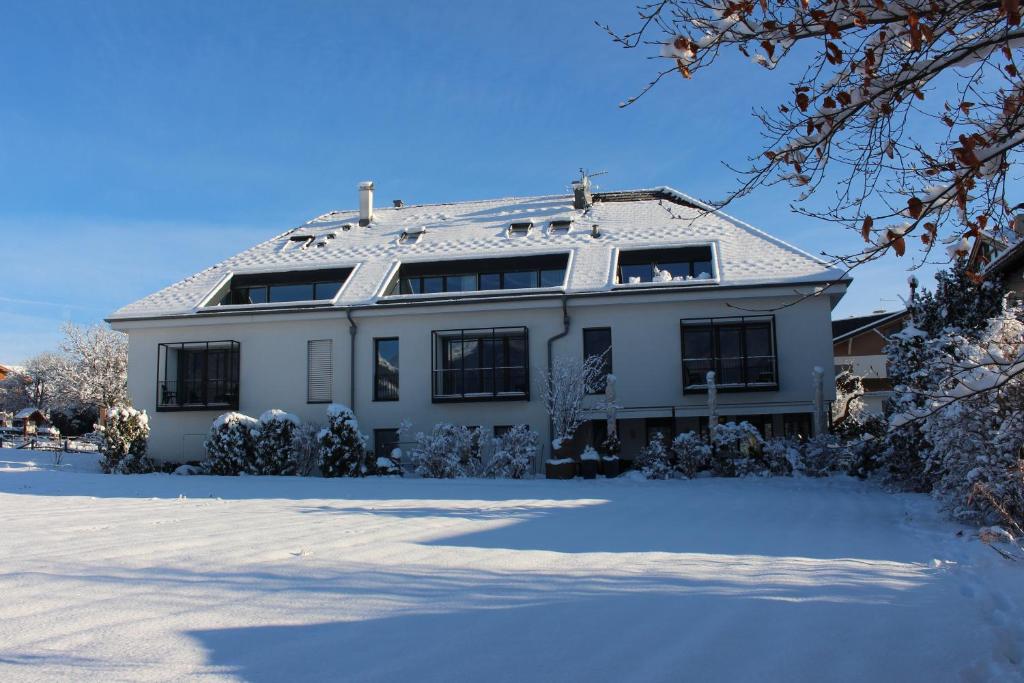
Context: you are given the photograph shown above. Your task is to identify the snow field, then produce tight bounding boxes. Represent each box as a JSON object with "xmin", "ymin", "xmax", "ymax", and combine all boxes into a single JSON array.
[{"xmin": 1, "ymin": 450, "xmax": 1022, "ymax": 682}]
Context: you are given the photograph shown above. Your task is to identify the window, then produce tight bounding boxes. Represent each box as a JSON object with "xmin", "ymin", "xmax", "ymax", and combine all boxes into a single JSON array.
[
  {"xmin": 215, "ymin": 268, "xmax": 352, "ymax": 306},
  {"xmin": 583, "ymin": 327, "xmax": 612, "ymax": 393},
  {"xmin": 548, "ymin": 219, "xmax": 573, "ymax": 234},
  {"xmin": 307, "ymin": 340, "xmax": 333, "ymax": 403},
  {"xmin": 157, "ymin": 341, "xmax": 240, "ymax": 411},
  {"xmin": 432, "ymin": 327, "xmax": 529, "ymax": 401},
  {"xmin": 389, "ymin": 254, "xmax": 568, "ymax": 297},
  {"xmin": 783, "ymin": 413, "xmax": 813, "ymax": 440},
  {"xmin": 399, "ymin": 227, "xmax": 425, "ymax": 245},
  {"xmin": 616, "ymin": 246, "xmax": 715, "ymax": 284},
  {"xmin": 680, "ymin": 316, "xmax": 777, "ymax": 392},
  {"xmin": 374, "ymin": 429, "xmax": 400, "ymax": 459},
  {"xmin": 508, "ymin": 220, "xmax": 533, "ymax": 237},
  {"xmin": 374, "ymin": 338, "xmax": 399, "ymax": 401}
]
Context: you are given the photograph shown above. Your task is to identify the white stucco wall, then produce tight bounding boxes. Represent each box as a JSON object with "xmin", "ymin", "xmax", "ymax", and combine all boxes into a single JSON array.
[{"xmin": 117, "ymin": 285, "xmax": 839, "ymax": 464}]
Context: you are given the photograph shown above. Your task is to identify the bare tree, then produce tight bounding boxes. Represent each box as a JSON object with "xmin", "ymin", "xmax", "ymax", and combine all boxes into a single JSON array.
[
  {"xmin": 0, "ymin": 354, "xmax": 69, "ymax": 412},
  {"xmin": 601, "ymin": 1, "xmax": 1024, "ymax": 276},
  {"xmin": 538, "ymin": 354, "xmax": 607, "ymax": 450},
  {"xmin": 59, "ymin": 322, "xmax": 129, "ymax": 410}
]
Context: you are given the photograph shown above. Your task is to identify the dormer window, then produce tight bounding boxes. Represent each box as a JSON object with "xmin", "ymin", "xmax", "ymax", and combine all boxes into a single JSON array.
[
  {"xmin": 508, "ymin": 220, "xmax": 534, "ymax": 237},
  {"xmin": 616, "ymin": 246, "xmax": 715, "ymax": 284},
  {"xmin": 211, "ymin": 268, "xmax": 352, "ymax": 307},
  {"xmin": 387, "ymin": 254, "xmax": 568, "ymax": 296},
  {"xmin": 285, "ymin": 235, "xmax": 314, "ymax": 251},
  {"xmin": 548, "ymin": 218, "xmax": 574, "ymax": 235}
]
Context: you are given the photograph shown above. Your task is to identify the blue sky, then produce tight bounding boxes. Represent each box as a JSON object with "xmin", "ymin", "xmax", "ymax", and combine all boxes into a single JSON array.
[{"xmin": 0, "ymin": 1, "xmax": 936, "ymax": 363}]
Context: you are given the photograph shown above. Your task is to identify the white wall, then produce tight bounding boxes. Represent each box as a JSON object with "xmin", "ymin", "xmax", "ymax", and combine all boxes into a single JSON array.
[{"xmin": 118, "ymin": 285, "xmax": 839, "ymax": 463}]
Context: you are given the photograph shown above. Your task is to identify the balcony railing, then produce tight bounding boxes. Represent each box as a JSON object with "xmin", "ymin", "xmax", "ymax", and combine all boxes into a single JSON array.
[{"xmin": 157, "ymin": 341, "xmax": 240, "ymax": 411}]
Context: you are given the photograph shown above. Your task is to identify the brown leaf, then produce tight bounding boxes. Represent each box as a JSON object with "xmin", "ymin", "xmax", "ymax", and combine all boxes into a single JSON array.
[
  {"xmin": 861, "ymin": 216, "xmax": 874, "ymax": 241},
  {"xmin": 907, "ymin": 197, "xmax": 924, "ymax": 218},
  {"xmin": 837, "ymin": 91, "xmax": 852, "ymax": 106},
  {"xmin": 960, "ymin": 101, "xmax": 974, "ymax": 114},
  {"xmin": 1005, "ymin": 0, "xmax": 1021, "ymax": 26},
  {"xmin": 676, "ymin": 60, "xmax": 692, "ymax": 79},
  {"xmin": 892, "ymin": 235, "xmax": 906, "ymax": 256},
  {"xmin": 761, "ymin": 40, "xmax": 775, "ymax": 61},
  {"xmin": 795, "ymin": 92, "xmax": 810, "ymax": 112}
]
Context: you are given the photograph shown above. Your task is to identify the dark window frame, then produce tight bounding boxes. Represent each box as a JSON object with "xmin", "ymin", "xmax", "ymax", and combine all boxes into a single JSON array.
[
  {"xmin": 430, "ymin": 327, "xmax": 530, "ymax": 403},
  {"xmin": 156, "ymin": 341, "xmax": 240, "ymax": 412},
  {"xmin": 389, "ymin": 254, "xmax": 569, "ymax": 297},
  {"xmin": 582, "ymin": 327, "xmax": 613, "ymax": 395},
  {"xmin": 616, "ymin": 246, "xmax": 715, "ymax": 284},
  {"xmin": 373, "ymin": 337, "xmax": 400, "ymax": 402},
  {"xmin": 679, "ymin": 316, "xmax": 779, "ymax": 394},
  {"xmin": 374, "ymin": 428, "xmax": 401, "ymax": 459}
]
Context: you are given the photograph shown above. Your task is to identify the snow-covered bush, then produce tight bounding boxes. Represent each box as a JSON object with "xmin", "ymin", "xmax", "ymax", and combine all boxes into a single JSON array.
[
  {"xmin": 670, "ymin": 431, "xmax": 710, "ymax": 478},
  {"xmin": 410, "ymin": 424, "xmax": 481, "ymax": 478},
  {"xmin": 374, "ymin": 448, "xmax": 403, "ymax": 477},
  {"xmin": 291, "ymin": 422, "xmax": 323, "ymax": 477},
  {"xmin": 203, "ymin": 412, "xmax": 257, "ymax": 476},
  {"xmin": 250, "ymin": 409, "xmax": 300, "ymax": 475},
  {"xmin": 710, "ymin": 421, "xmax": 764, "ymax": 477},
  {"xmin": 601, "ymin": 432, "xmax": 621, "ymax": 458},
  {"xmin": 319, "ymin": 404, "xmax": 368, "ymax": 477},
  {"xmin": 763, "ymin": 438, "xmax": 799, "ymax": 476},
  {"xmin": 798, "ymin": 434, "xmax": 852, "ymax": 477},
  {"xmin": 484, "ymin": 424, "xmax": 537, "ymax": 479},
  {"xmin": 637, "ymin": 434, "xmax": 674, "ymax": 479},
  {"xmin": 98, "ymin": 406, "xmax": 153, "ymax": 474}
]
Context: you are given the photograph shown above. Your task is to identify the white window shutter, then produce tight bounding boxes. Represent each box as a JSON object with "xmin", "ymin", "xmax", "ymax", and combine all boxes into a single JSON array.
[{"xmin": 307, "ymin": 339, "xmax": 333, "ymax": 403}]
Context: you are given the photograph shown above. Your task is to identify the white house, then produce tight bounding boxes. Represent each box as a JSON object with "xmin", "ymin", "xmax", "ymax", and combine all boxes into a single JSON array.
[{"xmin": 108, "ymin": 180, "xmax": 849, "ymax": 468}]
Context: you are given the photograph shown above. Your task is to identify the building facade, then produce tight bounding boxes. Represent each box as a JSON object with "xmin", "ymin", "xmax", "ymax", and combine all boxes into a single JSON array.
[
  {"xmin": 832, "ymin": 311, "xmax": 907, "ymax": 415},
  {"xmin": 109, "ymin": 183, "xmax": 849, "ymax": 467}
]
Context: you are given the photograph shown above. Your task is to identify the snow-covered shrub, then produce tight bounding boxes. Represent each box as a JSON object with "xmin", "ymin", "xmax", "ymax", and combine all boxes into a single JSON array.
[
  {"xmin": 710, "ymin": 421, "xmax": 765, "ymax": 477},
  {"xmin": 601, "ymin": 432, "xmax": 621, "ymax": 457},
  {"xmin": 203, "ymin": 412, "xmax": 257, "ymax": 476},
  {"xmin": 832, "ymin": 370, "xmax": 867, "ymax": 441},
  {"xmin": 798, "ymin": 434, "xmax": 852, "ymax": 477},
  {"xmin": 846, "ymin": 414, "xmax": 888, "ymax": 478},
  {"xmin": 670, "ymin": 431, "xmax": 711, "ymax": 478},
  {"xmin": 250, "ymin": 409, "xmax": 300, "ymax": 475},
  {"xmin": 98, "ymin": 406, "xmax": 153, "ymax": 474},
  {"xmin": 637, "ymin": 434, "xmax": 674, "ymax": 479},
  {"xmin": 538, "ymin": 354, "xmax": 607, "ymax": 451},
  {"xmin": 410, "ymin": 424, "xmax": 481, "ymax": 478},
  {"xmin": 291, "ymin": 422, "xmax": 323, "ymax": 477},
  {"xmin": 762, "ymin": 438, "xmax": 799, "ymax": 476},
  {"xmin": 484, "ymin": 424, "xmax": 537, "ymax": 479},
  {"xmin": 318, "ymin": 404, "xmax": 368, "ymax": 477},
  {"xmin": 374, "ymin": 448, "xmax": 403, "ymax": 477}
]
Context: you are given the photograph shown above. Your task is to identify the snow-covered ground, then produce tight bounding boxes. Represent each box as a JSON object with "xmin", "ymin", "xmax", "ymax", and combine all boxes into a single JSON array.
[{"xmin": 1, "ymin": 450, "xmax": 1021, "ymax": 682}]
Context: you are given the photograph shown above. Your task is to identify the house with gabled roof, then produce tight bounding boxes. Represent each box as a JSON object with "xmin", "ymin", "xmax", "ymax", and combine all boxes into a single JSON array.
[
  {"xmin": 832, "ymin": 310, "xmax": 908, "ymax": 415},
  {"xmin": 108, "ymin": 179, "xmax": 850, "ymax": 467}
]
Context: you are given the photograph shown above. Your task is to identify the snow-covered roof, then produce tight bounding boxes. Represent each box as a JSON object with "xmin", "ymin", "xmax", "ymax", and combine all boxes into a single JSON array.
[
  {"xmin": 110, "ymin": 186, "xmax": 847, "ymax": 320},
  {"xmin": 14, "ymin": 407, "xmax": 45, "ymax": 419}
]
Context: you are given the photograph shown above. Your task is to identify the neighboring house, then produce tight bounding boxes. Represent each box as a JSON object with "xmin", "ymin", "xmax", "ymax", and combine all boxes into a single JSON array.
[
  {"xmin": 832, "ymin": 310, "xmax": 908, "ymax": 414},
  {"xmin": 968, "ymin": 230, "xmax": 1024, "ymax": 302},
  {"xmin": 0, "ymin": 363, "xmax": 16, "ymax": 382},
  {"xmin": 108, "ymin": 180, "xmax": 850, "ymax": 466},
  {"xmin": 13, "ymin": 408, "xmax": 49, "ymax": 434}
]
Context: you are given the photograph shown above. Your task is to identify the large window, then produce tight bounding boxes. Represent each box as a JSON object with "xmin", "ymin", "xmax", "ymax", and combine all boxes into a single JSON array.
[
  {"xmin": 388, "ymin": 254, "xmax": 568, "ymax": 296},
  {"xmin": 214, "ymin": 268, "xmax": 352, "ymax": 306},
  {"xmin": 432, "ymin": 327, "xmax": 529, "ymax": 401},
  {"xmin": 680, "ymin": 316, "xmax": 777, "ymax": 392},
  {"xmin": 157, "ymin": 341, "xmax": 240, "ymax": 411},
  {"xmin": 374, "ymin": 338, "xmax": 400, "ymax": 401},
  {"xmin": 617, "ymin": 246, "xmax": 714, "ymax": 284},
  {"xmin": 583, "ymin": 327, "xmax": 612, "ymax": 394}
]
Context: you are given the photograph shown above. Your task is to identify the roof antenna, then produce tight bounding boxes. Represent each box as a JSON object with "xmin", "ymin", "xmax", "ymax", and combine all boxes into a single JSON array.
[{"xmin": 572, "ymin": 168, "xmax": 606, "ymax": 210}]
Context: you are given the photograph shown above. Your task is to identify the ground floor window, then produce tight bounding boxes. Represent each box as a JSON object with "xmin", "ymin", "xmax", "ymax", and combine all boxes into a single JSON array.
[
  {"xmin": 374, "ymin": 429, "xmax": 400, "ymax": 460},
  {"xmin": 157, "ymin": 341, "xmax": 240, "ymax": 411},
  {"xmin": 783, "ymin": 413, "xmax": 813, "ymax": 440}
]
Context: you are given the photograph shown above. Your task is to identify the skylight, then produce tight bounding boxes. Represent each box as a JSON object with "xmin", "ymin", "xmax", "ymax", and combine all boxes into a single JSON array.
[
  {"xmin": 508, "ymin": 220, "xmax": 534, "ymax": 237},
  {"xmin": 548, "ymin": 218, "xmax": 574, "ymax": 234},
  {"xmin": 399, "ymin": 225, "xmax": 426, "ymax": 245}
]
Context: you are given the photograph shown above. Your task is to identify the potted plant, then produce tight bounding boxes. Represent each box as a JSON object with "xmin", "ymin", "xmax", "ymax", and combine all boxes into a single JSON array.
[
  {"xmin": 600, "ymin": 433, "xmax": 621, "ymax": 478},
  {"xmin": 545, "ymin": 437, "xmax": 577, "ymax": 479},
  {"xmin": 579, "ymin": 445, "xmax": 599, "ymax": 479}
]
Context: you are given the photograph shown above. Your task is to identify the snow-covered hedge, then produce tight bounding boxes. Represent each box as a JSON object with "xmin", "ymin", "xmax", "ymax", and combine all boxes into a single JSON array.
[
  {"xmin": 710, "ymin": 422, "xmax": 765, "ymax": 477},
  {"xmin": 410, "ymin": 424, "xmax": 481, "ymax": 478},
  {"xmin": 671, "ymin": 431, "xmax": 711, "ymax": 478},
  {"xmin": 291, "ymin": 422, "xmax": 323, "ymax": 477},
  {"xmin": 319, "ymin": 404, "xmax": 368, "ymax": 477},
  {"xmin": 204, "ymin": 412, "xmax": 258, "ymax": 476},
  {"xmin": 98, "ymin": 406, "xmax": 153, "ymax": 474},
  {"xmin": 637, "ymin": 434, "xmax": 673, "ymax": 479},
  {"xmin": 762, "ymin": 438, "xmax": 799, "ymax": 476},
  {"xmin": 250, "ymin": 410, "xmax": 300, "ymax": 475},
  {"xmin": 484, "ymin": 425, "xmax": 537, "ymax": 479}
]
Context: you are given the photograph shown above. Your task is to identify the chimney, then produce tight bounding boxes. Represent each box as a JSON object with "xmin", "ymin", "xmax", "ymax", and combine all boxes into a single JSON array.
[
  {"xmin": 358, "ymin": 181, "xmax": 374, "ymax": 226},
  {"xmin": 572, "ymin": 173, "xmax": 592, "ymax": 210}
]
